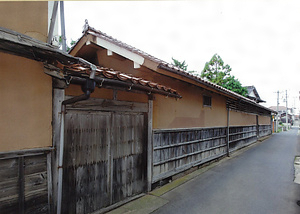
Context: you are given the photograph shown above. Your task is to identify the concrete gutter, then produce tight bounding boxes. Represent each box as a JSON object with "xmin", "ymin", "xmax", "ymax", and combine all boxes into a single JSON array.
[{"xmin": 106, "ymin": 136, "xmax": 271, "ymax": 214}]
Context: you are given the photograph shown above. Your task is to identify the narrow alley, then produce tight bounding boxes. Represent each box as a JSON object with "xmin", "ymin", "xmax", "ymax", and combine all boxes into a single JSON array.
[{"xmin": 151, "ymin": 127, "xmax": 300, "ymax": 214}]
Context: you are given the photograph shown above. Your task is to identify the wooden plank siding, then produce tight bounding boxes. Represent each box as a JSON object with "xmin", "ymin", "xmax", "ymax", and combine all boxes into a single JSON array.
[
  {"xmin": 152, "ymin": 125, "xmax": 272, "ymax": 183},
  {"xmin": 62, "ymin": 98, "xmax": 148, "ymax": 213},
  {"xmin": 152, "ymin": 127, "xmax": 227, "ymax": 183},
  {"xmin": 259, "ymin": 125, "xmax": 272, "ymax": 138},
  {"xmin": 228, "ymin": 125, "xmax": 257, "ymax": 152},
  {"xmin": 0, "ymin": 149, "xmax": 51, "ymax": 214}
]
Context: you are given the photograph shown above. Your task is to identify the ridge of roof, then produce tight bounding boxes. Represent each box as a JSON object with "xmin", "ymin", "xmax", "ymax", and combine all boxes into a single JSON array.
[{"xmin": 85, "ymin": 26, "xmax": 165, "ymax": 64}]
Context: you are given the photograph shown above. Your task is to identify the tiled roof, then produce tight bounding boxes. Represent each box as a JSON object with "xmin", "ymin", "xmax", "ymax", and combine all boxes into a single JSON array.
[
  {"xmin": 0, "ymin": 26, "xmax": 180, "ymax": 98},
  {"xmin": 57, "ymin": 63, "xmax": 180, "ymax": 97},
  {"xmin": 84, "ymin": 27, "xmax": 258, "ymax": 102},
  {"xmin": 81, "ymin": 25, "xmax": 274, "ymax": 113}
]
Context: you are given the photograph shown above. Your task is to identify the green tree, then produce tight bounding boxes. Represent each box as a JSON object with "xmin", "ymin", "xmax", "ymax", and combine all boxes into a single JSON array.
[
  {"xmin": 201, "ymin": 54, "xmax": 248, "ymax": 97},
  {"xmin": 171, "ymin": 58, "xmax": 200, "ymax": 76},
  {"xmin": 201, "ymin": 54, "xmax": 231, "ymax": 85},
  {"xmin": 171, "ymin": 57, "xmax": 188, "ymax": 71},
  {"xmin": 59, "ymin": 36, "xmax": 77, "ymax": 52},
  {"xmin": 223, "ymin": 75, "xmax": 248, "ymax": 96}
]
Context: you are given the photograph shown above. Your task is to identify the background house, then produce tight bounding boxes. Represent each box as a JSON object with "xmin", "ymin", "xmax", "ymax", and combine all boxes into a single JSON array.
[
  {"xmin": 246, "ymin": 85, "xmax": 265, "ymax": 103},
  {"xmin": 269, "ymin": 106, "xmax": 294, "ymax": 125}
]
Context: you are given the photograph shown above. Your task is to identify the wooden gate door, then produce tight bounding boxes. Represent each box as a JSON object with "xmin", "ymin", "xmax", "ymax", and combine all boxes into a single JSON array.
[
  {"xmin": 62, "ymin": 100, "xmax": 147, "ymax": 213},
  {"xmin": 111, "ymin": 112, "xmax": 147, "ymax": 204}
]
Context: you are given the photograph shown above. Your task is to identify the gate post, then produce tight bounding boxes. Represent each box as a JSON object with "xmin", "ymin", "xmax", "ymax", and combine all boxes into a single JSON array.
[
  {"xmin": 52, "ymin": 81, "xmax": 65, "ymax": 212},
  {"xmin": 147, "ymin": 98, "xmax": 153, "ymax": 191}
]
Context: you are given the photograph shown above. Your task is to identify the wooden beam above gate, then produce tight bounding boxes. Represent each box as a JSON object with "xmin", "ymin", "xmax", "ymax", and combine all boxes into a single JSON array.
[{"xmin": 65, "ymin": 96, "xmax": 148, "ymax": 113}]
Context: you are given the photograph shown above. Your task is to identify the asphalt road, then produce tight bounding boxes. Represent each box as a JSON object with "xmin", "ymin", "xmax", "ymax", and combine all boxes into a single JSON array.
[{"xmin": 152, "ymin": 127, "xmax": 300, "ymax": 214}]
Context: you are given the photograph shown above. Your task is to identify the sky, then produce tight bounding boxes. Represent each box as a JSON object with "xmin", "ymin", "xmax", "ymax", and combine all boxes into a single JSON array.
[{"xmin": 63, "ymin": 0, "xmax": 300, "ymax": 110}]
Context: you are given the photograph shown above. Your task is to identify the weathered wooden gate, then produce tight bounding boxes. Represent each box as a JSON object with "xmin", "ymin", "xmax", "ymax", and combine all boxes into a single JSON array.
[{"xmin": 62, "ymin": 98, "xmax": 148, "ymax": 213}]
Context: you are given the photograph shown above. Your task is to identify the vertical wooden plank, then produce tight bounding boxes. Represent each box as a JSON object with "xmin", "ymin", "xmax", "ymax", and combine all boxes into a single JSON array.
[
  {"xmin": 18, "ymin": 156, "xmax": 25, "ymax": 214},
  {"xmin": 147, "ymin": 100, "xmax": 153, "ymax": 191},
  {"xmin": 109, "ymin": 112, "xmax": 114, "ymax": 205},
  {"xmin": 47, "ymin": 152, "xmax": 53, "ymax": 213},
  {"xmin": 0, "ymin": 157, "xmax": 19, "ymax": 213},
  {"xmin": 24, "ymin": 154, "xmax": 48, "ymax": 214}
]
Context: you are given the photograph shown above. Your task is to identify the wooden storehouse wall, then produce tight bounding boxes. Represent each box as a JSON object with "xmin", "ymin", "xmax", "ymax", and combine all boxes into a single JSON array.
[
  {"xmin": 0, "ymin": 53, "xmax": 52, "ymax": 152},
  {"xmin": 0, "ymin": 2, "xmax": 48, "ymax": 42},
  {"xmin": 0, "ymin": 53, "xmax": 53, "ymax": 213},
  {"xmin": 258, "ymin": 115, "xmax": 272, "ymax": 137},
  {"xmin": 152, "ymin": 109, "xmax": 272, "ymax": 183},
  {"xmin": 152, "ymin": 123, "xmax": 271, "ymax": 183}
]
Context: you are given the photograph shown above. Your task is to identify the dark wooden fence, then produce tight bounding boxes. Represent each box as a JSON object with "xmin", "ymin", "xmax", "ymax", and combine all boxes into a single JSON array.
[
  {"xmin": 152, "ymin": 124, "xmax": 272, "ymax": 183},
  {"xmin": 0, "ymin": 149, "xmax": 51, "ymax": 214},
  {"xmin": 259, "ymin": 125, "xmax": 272, "ymax": 138},
  {"xmin": 228, "ymin": 125, "xmax": 257, "ymax": 152},
  {"xmin": 153, "ymin": 127, "xmax": 227, "ymax": 183}
]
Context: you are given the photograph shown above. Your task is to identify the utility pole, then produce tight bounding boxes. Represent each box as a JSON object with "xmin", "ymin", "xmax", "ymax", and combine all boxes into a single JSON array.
[
  {"xmin": 60, "ymin": 1, "xmax": 67, "ymax": 52},
  {"xmin": 276, "ymin": 91, "xmax": 279, "ymax": 132},
  {"xmin": 47, "ymin": 1, "xmax": 59, "ymax": 44},
  {"xmin": 47, "ymin": 1, "xmax": 67, "ymax": 52}
]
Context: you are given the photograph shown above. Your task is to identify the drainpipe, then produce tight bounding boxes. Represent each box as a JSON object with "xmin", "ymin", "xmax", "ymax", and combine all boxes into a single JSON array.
[{"xmin": 57, "ymin": 69, "xmax": 96, "ymax": 214}]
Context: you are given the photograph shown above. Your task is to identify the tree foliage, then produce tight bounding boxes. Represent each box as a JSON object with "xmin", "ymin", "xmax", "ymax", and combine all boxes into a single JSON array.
[
  {"xmin": 59, "ymin": 36, "xmax": 77, "ymax": 52},
  {"xmin": 171, "ymin": 58, "xmax": 199, "ymax": 75},
  {"xmin": 201, "ymin": 54, "xmax": 248, "ymax": 97},
  {"xmin": 171, "ymin": 57, "xmax": 188, "ymax": 71},
  {"xmin": 223, "ymin": 75, "xmax": 248, "ymax": 96}
]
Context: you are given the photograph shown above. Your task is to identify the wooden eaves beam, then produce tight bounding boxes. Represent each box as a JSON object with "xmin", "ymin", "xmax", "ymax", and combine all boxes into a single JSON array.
[{"xmin": 67, "ymin": 76, "xmax": 182, "ymax": 99}]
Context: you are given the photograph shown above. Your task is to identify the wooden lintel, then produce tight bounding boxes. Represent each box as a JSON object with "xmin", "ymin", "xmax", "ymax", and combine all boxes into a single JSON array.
[{"xmin": 65, "ymin": 96, "xmax": 148, "ymax": 113}]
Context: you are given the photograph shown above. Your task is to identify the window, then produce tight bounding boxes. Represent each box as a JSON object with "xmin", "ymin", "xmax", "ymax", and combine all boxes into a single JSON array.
[{"xmin": 203, "ymin": 95, "xmax": 212, "ymax": 107}]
